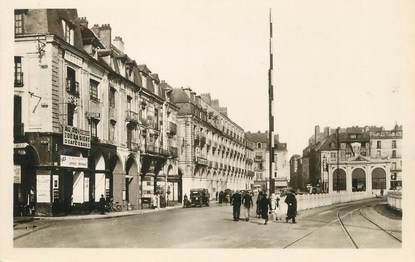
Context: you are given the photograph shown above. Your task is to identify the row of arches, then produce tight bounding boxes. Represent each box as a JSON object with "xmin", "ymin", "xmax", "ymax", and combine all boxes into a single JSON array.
[{"xmin": 332, "ymin": 167, "xmax": 386, "ymax": 192}]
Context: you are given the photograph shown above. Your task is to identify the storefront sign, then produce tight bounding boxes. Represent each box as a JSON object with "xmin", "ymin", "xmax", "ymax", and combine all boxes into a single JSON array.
[
  {"xmin": 63, "ymin": 126, "xmax": 91, "ymax": 149},
  {"xmin": 64, "ymin": 50, "xmax": 83, "ymax": 67},
  {"xmin": 14, "ymin": 165, "xmax": 21, "ymax": 184},
  {"xmin": 37, "ymin": 175, "xmax": 51, "ymax": 203},
  {"xmin": 14, "ymin": 143, "xmax": 28, "ymax": 149},
  {"xmin": 60, "ymin": 155, "xmax": 88, "ymax": 168}
]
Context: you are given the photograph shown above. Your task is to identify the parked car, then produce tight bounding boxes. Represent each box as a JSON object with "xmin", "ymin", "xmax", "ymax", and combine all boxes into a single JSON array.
[{"xmin": 190, "ymin": 188, "xmax": 210, "ymax": 207}]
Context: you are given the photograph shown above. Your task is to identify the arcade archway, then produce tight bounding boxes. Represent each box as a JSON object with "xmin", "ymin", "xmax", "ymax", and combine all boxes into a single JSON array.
[{"xmin": 352, "ymin": 168, "xmax": 366, "ymax": 192}]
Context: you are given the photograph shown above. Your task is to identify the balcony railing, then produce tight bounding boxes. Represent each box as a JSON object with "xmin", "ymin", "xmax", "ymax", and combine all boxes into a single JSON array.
[
  {"xmin": 14, "ymin": 72, "xmax": 24, "ymax": 87},
  {"xmin": 66, "ymin": 78, "xmax": 80, "ymax": 97},
  {"xmin": 128, "ymin": 141, "xmax": 139, "ymax": 152},
  {"xmin": 126, "ymin": 110, "xmax": 139, "ymax": 124},
  {"xmin": 145, "ymin": 144, "xmax": 169, "ymax": 156}
]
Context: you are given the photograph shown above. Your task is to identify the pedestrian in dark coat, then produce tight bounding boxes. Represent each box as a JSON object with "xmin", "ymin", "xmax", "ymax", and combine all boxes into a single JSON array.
[
  {"xmin": 242, "ymin": 191, "xmax": 254, "ymax": 221},
  {"xmin": 259, "ymin": 193, "xmax": 272, "ymax": 225},
  {"xmin": 218, "ymin": 191, "xmax": 223, "ymax": 204},
  {"xmin": 231, "ymin": 191, "xmax": 242, "ymax": 221},
  {"xmin": 285, "ymin": 191, "xmax": 297, "ymax": 223},
  {"xmin": 99, "ymin": 194, "xmax": 106, "ymax": 215},
  {"xmin": 256, "ymin": 192, "xmax": 263, "ymax": 218}
]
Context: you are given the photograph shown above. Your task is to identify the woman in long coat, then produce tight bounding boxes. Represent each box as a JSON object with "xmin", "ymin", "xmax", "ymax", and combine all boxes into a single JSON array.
[
  {"xmin": 284, "ymin": 191, "xmax": 297, "ymax": 223},
  {"xmin": 256, "ymin": 192, "xmax": 263, "ymax": 218},
  {"xmin": 258, "ymin": 193, "xmax": 272, "ymax": 225}
]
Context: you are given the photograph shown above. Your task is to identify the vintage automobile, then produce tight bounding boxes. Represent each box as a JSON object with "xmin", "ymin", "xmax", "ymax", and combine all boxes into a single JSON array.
[{"xmin": 190, "ymin": 188, "xmax": 210, "ymax": 207}]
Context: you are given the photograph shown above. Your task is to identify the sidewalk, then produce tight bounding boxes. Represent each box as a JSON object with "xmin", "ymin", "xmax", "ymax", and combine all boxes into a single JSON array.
[
  {"xmin": 13, "ymin": 204, "xmax": 184, "ymax": 240},
  {"xmin": 38, "ymin": 204, "xmax": 184, "ymax": 221}
]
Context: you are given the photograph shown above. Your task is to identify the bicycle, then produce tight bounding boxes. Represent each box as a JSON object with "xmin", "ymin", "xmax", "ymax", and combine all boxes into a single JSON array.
[{"xmin": 106, "ymin": 200, "xmax": 122, "ymax": 212}]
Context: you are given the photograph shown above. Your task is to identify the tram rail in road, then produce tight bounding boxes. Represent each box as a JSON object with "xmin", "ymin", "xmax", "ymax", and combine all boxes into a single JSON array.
[{"xmin": 283, "ymin": 198, "xmax": 401, "ymax": 249}]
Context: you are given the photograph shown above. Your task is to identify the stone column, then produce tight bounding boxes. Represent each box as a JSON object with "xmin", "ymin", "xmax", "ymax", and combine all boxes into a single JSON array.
[
  {"xmin": 365, "ymin": 165, "xmax": 372, "ymax": 193},
  {"xmin": 346, "ymin": 165, "xmax": 352, "ymax": 193}
]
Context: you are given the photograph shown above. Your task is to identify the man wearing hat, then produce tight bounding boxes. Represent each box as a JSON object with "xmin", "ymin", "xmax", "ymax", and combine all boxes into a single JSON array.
[{"xmin": 284, "ymin": 189, "xmax": 297, "ymax": 223}]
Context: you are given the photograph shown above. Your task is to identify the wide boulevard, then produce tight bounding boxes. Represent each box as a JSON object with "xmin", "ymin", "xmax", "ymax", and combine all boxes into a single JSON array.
[{"xmin": 14, "ymin": 197, "xmax": 401, "ymax": 248}]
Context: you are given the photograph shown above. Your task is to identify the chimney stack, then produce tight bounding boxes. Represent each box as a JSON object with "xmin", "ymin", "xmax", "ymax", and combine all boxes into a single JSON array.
[
  {"xmin": 91, "ymin": 24, "xmax": 112, "ymax": 49},
  {"xmin": 113, "ymin": 36, "xmax": 124, "ymax": 53},
  {"xmin": 79, "ymin": 17, "xmax": 88, "ymax": 28}
]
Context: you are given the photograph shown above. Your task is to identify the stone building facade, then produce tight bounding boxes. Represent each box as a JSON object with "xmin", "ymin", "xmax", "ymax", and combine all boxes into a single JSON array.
[
  {"xmin": 299, "ymin": 125, "xmax": 401, "ymax": 194},
  {"xmin": 170, "ymin": 89, "xmax": 255, "ymax": 198},
  {"xmin": 245, "ymin": 131, "xmax": 289, "ymax": 192},
  {"xmin": 13, "ymin": 9, "xmax": 179, "ymax": 216}
]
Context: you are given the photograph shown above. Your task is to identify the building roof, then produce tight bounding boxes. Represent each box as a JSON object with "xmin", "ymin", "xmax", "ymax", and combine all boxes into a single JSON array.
[
  {"xmin": 171, "ymin": 88, "xmax": 191, "ymax": 103},
  {"xmin": 80, "ymin": 25, "xmax": 105, "ymax": 49}
]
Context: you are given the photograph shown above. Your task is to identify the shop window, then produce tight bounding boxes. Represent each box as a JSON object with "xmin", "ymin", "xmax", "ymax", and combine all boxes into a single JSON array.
[
  {"xmin": 62, "ymin": 19, "xmax": 74, "ymax": 45},
  {"xmin": 14, "ymin": 56, "xmax": 23, "ymax": 87},
  {"xmin": 15, "ymin": 11, "xmax": 24, "ymax": 35},
  {"xmin": 89, "ymin": 79, "xmax": 99, "ymax": 102}
]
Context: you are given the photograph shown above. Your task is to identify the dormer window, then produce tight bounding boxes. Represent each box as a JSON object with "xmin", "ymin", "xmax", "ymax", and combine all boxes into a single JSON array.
[{"xmin": 62, "ymin": 19, "xmax": 74, "ymax": 45}]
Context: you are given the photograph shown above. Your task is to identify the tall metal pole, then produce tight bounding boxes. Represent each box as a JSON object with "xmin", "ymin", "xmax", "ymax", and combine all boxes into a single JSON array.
[{"xmin": 268, "ymin": 9, "xmax": 275, "ymax": 196}]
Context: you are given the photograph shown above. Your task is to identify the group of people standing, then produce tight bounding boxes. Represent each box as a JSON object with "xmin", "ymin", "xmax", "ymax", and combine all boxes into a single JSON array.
[{"xmin": 230, "ymin": 189, "xmax": 297, "ymax": 225}]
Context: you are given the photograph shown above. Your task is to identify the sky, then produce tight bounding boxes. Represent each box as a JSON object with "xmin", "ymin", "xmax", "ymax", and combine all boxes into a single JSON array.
[{"xmin": 78, "ymin": 0, "xmax": 403, "ymax": 157}]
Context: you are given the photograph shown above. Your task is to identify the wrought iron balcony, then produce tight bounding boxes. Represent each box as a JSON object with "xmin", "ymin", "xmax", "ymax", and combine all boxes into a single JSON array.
[
  {"xmin": 66, "ymin": 78, "xmax": 80, "ymax": 97},
  {"xmin": 126, "ymin": 110, "xmax": 139, "ymax": 124}
]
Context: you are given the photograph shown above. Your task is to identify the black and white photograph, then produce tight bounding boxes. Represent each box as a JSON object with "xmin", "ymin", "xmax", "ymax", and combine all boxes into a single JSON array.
[{"xmin": 1, "ymin": 0, "xmax": 414, "ymax": 261}]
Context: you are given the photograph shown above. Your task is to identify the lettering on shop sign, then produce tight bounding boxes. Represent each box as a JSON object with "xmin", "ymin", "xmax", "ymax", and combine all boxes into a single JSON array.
[
  {"xmin": 64, "ymin": 50, "xmax": 83, "ymax": 67},
  {"xmin": 60, "ymin": 155, "xmax": 88, "ymax": 168},
  {"xmin": 63, "ymin": 125, "xmax": 91, "ymax": 149}
]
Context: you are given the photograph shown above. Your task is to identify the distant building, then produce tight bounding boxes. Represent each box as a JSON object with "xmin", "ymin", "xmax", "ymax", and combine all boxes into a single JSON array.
[
  {"xmin": 369, "ymin": 125, "xmax": 402, "ymax": 189},
  {"xmin": 245, "ymin": 131, "xmax": 289, "ymax": 192},
  {"xmin": 170, "ymin": 89, "xmax": 255, "ymax": 198},
  {"xmin": 300, "ymin": 124, "xmax": 401, "ymax": 194}
]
